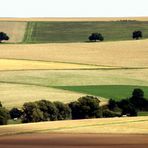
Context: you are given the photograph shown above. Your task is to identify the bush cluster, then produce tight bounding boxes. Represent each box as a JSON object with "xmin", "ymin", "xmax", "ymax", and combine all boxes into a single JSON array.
[{"xmin": 0, "ymin": 88, "xmax": 148, "ymax": 125}]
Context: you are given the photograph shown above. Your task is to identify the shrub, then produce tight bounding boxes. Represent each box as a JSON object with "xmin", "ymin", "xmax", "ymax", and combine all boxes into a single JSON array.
[{"xmin": 102, "ymin": 109, "xmax": 120, "ymax": 118}]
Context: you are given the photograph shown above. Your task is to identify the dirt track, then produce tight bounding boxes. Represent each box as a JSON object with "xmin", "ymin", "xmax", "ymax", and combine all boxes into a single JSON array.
[{"xmin": 0, "ymin": 134, "xmax": 148, "ymax": 148}]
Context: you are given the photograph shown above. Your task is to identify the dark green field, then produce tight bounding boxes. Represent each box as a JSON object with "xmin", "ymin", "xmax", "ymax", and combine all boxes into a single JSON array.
[
  {"xmin": 56, "ymin": 85, "xmax": 148, "ymax": 101},
  {"xmin": 24, "ymin": 21, "xmax": 148, "ymax": 43}
]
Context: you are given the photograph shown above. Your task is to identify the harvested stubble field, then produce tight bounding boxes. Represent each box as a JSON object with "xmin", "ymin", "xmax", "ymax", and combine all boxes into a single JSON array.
[
  {"xmin": 0, "ymin": 117, "xmax": 148, "ymax": 135},
  {"xmin": 0, "ymin": 59, "xmax": 107, "ymax": 71},
  {"xmin": 0, "ymin": 83, "xmax": 87, "ymax": 108},
  {"xmin": 0, "ymin": 22, "xmax": 27, "ymax": 43},
  {"xmin": 0, "ymin": 40, "xmax": 148, "ymax": 67}
]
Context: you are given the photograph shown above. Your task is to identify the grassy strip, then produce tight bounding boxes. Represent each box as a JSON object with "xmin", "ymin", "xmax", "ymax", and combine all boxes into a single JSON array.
[{"xmin": 23, "ymin": 22, "xmax": 35, "ymax": 43}]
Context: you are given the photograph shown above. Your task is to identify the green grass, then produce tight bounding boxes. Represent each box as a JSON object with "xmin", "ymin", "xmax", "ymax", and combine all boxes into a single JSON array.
[
  {"xmin": 23, "ymin": 21, "xmax": 148, "ymax": 43},
  {"xmin": 138, "ymin": 112, "xmax": 148, "ymax": 116},
  {"xmin": 7, "ymin": 119, "xmax": 22, "ymax": 125},
  {"xmin": 55, "ymin": 85, "xmax": 148, "ymax": 101}
]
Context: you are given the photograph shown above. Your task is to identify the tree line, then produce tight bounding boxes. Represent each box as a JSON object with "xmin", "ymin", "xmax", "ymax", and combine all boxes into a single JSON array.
[
  {"xmin": 88, "ymin": 31, "xmax": 143, "ymax": 42},
  {"xmin": 0, "ymin": 88, "xmax": 148, "ymax": 125},
  {"xmin": 0, "ymin": 30, "xmax": 143, "ymax": 43}
]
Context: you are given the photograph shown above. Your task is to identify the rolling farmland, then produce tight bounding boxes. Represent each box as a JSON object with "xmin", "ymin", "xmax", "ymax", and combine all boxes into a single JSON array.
[
  {"xmin": 0, "ymin": 17, "xmax": 147, "ymax": 145},
  {"xmin": 0, "ymin": 19, "xmax": 148, "ymax": 109},
  {"xmin": 0, "ymin": 40, "xmax": 148, "ymax": 107}
]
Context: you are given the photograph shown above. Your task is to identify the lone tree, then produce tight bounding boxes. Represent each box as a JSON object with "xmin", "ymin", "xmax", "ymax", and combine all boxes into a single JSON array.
[
  {"xmin": 130, "ymin": 88, "xmax": 147, "ymax": 110},
  {"xmin": 89, "ymin": 33, "xmax": 104, "ymax": 42},
  {"xmin": 0, "ymin": 32, "xmax": 9, "ymax": 43},
  {"xmin": 132, "ymin": 31, "xmax": 142, "ymax": 40}
]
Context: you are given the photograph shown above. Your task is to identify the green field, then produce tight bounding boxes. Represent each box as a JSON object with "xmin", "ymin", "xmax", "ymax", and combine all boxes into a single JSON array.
[
  {"xmin": 24, "ymin": 21, "xmax": 148, "ymax": 43},
  {"xmin": 55, "ymin": 85, "xmax": 148, "ymax": 101}
]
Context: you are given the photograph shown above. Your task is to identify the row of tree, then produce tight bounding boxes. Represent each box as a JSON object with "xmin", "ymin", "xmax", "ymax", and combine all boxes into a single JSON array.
[
  {"xmin": 88, "ymin": 30, "xmax": 143, "ymax": 42},
  {"xmin": 0, "ymin": 88, "xmax": 148, "ymax": 125},
  {"xmin": 0, "ymin": 30, "xmax": 143, "ymax": 43}
]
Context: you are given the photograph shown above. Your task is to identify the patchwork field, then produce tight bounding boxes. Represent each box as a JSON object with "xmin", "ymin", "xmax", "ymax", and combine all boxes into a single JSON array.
[
  {"xmin": 0, "ymin": 39, "xmax": 148, "ymax": 108},
  {"xmin": 24, "ymin": 21, "xmax": 148, "ymax": 43},
  {"xmin": 0, "ymin": 117, "xmax": 148, "ymax": 135},
  {"xmin": 0, "ymin": 22, "xmax": 27, "ymax": 43}
]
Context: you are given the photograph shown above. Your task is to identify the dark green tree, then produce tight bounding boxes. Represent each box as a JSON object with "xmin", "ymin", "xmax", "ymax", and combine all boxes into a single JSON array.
[
  {"xmin": 89, "ymin": 33, "xmax": 104, "ymax": 42},
  {"xmin": 132, "ymin": 31, "xmax": 142, "ymax": 40},
  {"xmin": 0, "ymin": 32, "xmax": 9, "ymax": 43},
  {"xmin": 36, "ymin": 100, "xmax": 58, "ymax": 121},
  {"xmin": 69, "ymin": 96, "xmax": 101, "ymax": 119},
  {"xmin": 54, "ymin": 101, "xmax": 71, "ymax": 120},
  {"xmin": 9, "ymin": 108, "xmax": 23, "ymax": 119},
  {"xmin": 0, "ymin": 107, "xmax": 9, "ymax": 125},
  {"xmin": 118, "ymin": 99, "xmax": 137, "ymax": 116},
  {"xmin": 108, "ymin": 99, "xmax": 117, "ymax": 111},
  {"xmin": 130, "ymin": 88, "xmax": 147, "ymax": 110},
  {"xmin": 22, "ymin": 102, "xmax": 43, "ymax": 123},
  {"xmin": 0, "ymin": 102, "xmax": 2, "ymax": 107}
]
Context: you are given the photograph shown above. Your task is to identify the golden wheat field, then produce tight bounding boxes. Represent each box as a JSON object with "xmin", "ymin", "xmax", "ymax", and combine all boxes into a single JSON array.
[
  {"xmin": 0, "ymin": 83, "xmax": 90, "ymax": 108},
  {"xmin": 0, "ymin": 117, "xmax": 147, "ymax": 135},
  {"xmin": 0, "ymin": 22, "xmax": 27, "ymax": 43},
  {"xmin": 0, "ymin": 40, "xmax": 148, "ymax": 67},
  {"xmin": 0, "ymin": 59, "xmax": 115, "ymax": 71}
]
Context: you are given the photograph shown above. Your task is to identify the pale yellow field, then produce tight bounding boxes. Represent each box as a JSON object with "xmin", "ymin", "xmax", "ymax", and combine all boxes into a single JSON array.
[
  {"xmin": 0, "ymin": 17, "xmax": 148, "ymax": 22},
  {"xmin": 0, "ymin": 83, "xmax": 90, "ymax": 108},
  {"xmin": 0, "ymin": 40, "xmax": 148, "ymax": 67},
  {"xmin": 0, "ymin": 59, "xmax": 115, "ymax": 71},
  {"xmin": 0, "ymin": 117, "xmax": 147, "ymax": 136},
  {"xmin": 0, "ymin": 22, "xmax": 27, "ymax": 43}
]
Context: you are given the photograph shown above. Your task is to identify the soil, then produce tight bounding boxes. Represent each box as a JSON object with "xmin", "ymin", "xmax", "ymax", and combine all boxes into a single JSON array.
[{"xmin": 0, "ymin": 133, "xmax": 148, "ymax": 148}]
